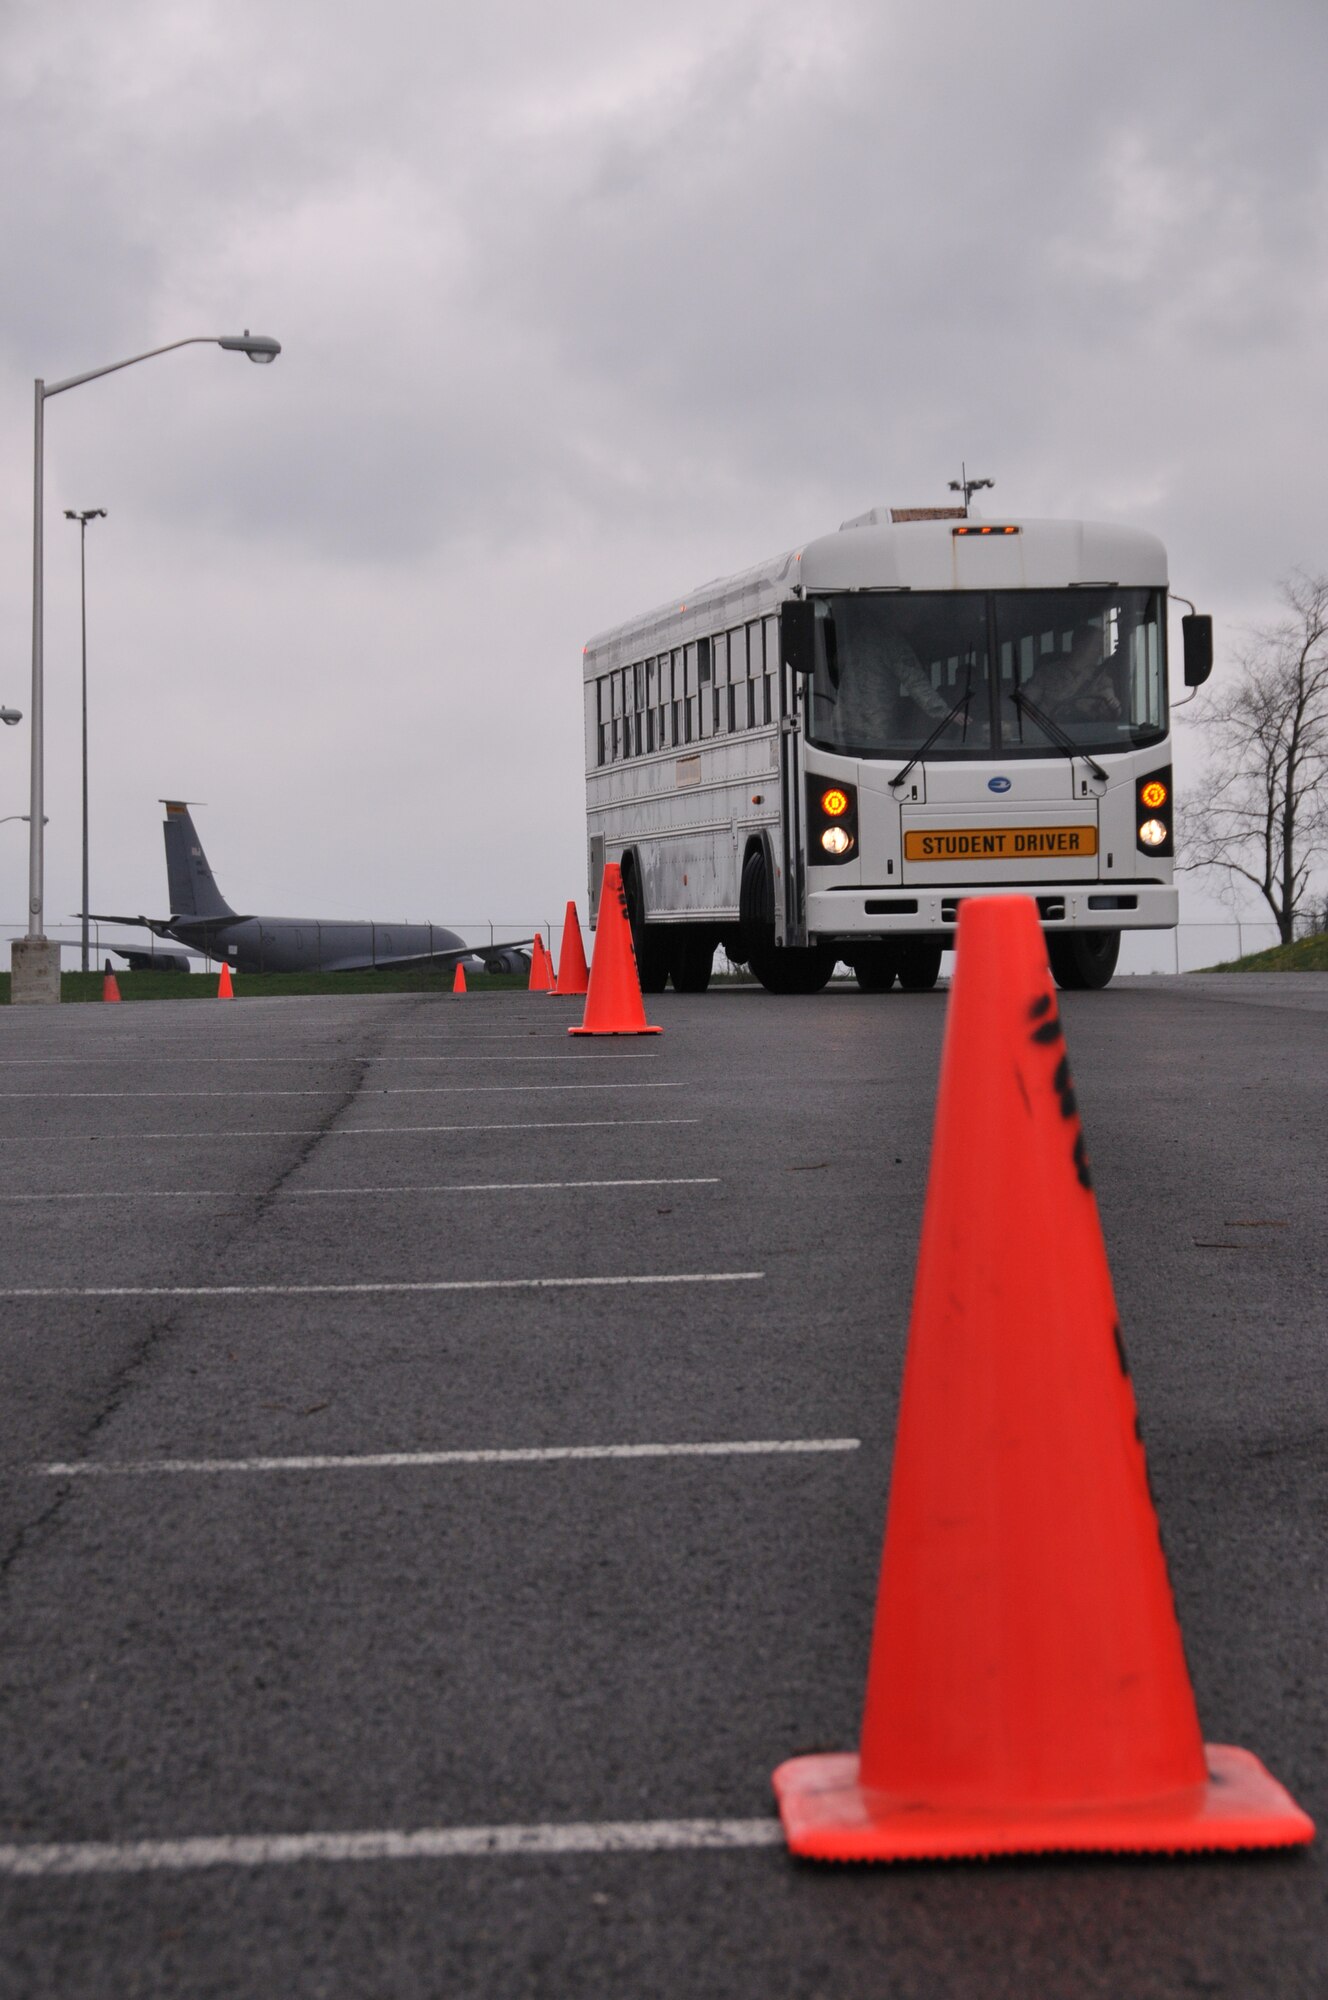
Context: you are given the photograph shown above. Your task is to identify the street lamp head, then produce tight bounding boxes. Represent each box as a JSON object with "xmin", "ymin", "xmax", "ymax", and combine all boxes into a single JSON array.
[
  {"xmin": 1, "ymin": 708, "xmax": 22, "ymax": 726},
  {"xmin": 218, "ymin": 330, "xmax": 281, "ymax": 364},
  {"xmin": 64, "ymin": 509, "xmax": 106, "ymax": 524}
]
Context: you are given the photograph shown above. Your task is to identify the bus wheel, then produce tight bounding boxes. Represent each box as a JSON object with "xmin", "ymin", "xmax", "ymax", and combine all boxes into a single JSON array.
[
  {"xmin": 621, "ymin": 856, "xmax": 672, "ymax": 993},
  {"xmin": 897, "ymin": 940, "xmax": 943, "ymax": 992},
  {"xmin": 1047, "ymin": 929, "xmax": 1120, "ymax": 991},
  {"xmin": 852, "ymin": 944, "xmax": 901, "ymax": 993},
  {"xmin": 672, "ymin": 929, "xmax": 716, "ymax": 992},
  {"xmin": 740, "ymin": 848, "xmax": 833, "ymax": 994}
]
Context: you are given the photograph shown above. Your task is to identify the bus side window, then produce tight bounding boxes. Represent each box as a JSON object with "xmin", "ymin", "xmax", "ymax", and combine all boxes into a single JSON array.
[
  {"xmin": 713, "ymin": 632, "xmax": 729, "ymax": 734},
  {"xmin": 683, "ymin": 643, "xmax": 697, "ymax": 743},
  {"xmin": 698, "ymin": 636, "xmax": 712, "ymax": 738},
  {"xmin": 763, "ymin": 614, "xmax": 777, "ymax": 723},
  {"xmin": 596, "ymin": 677, "xmax": 608, "ymax": 766},
  {"xmin": 746, "ymin": 621, "xmax": 761, "ymax": 728},
  {"xmin": 727, "ymin": 628, "xmax": 742, "ymax": 732}
]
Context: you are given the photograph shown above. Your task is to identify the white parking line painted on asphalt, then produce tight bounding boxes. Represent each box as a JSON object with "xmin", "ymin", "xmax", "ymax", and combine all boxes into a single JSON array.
[
  {"xmin": 0, "ymin": 1818, "xmax": 786, "ymax": 1876},
  {"xmin": 0, "ymin": 1178, "xmax": 720, "ymax": 1203},
  {"xmin": 0, "ymin": 1083, "xmax": 683, "ymax": 1098},
  {"xmin": 0, "ymin": 1119, "xmax": 700, "ymax": 1143},
  {"xmin": 0, "ymin": 1054, "xmax": 658, "ymax": 1066},
  {"xmin": 39, "ymin": 1438, "xmax": 861, "ymax": 1476},
  {"xmin": 0, "ymin": 1271, "xmax": 762, "ymax": 1301}
]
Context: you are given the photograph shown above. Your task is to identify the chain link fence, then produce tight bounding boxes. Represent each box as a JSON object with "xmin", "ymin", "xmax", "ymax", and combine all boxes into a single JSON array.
[{"xmin": 3, "ymin": 908, "xmax": 1322, "ymax": 983}]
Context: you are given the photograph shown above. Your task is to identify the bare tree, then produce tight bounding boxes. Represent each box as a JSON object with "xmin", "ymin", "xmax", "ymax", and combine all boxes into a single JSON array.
[{"xmin": 1179, "ymin": 571, "xmax": 1328, "ymax": 944}]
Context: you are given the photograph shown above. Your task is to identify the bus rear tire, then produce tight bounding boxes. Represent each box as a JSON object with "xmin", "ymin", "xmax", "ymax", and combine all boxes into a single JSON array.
[
  {"xmin": 740, "ymin": 848, "xmax": 834, "ymax": 995},
  {"xmin": 621, "ymin": 854, "xmax": 672, "ymax": 993},
  {"xmin": 672, "ymin": 928, "xmax": 716, "ymax": 992},
  {"xmin": 897, "ymin": 940, "xmax": 943, "ymax": 992},
  {"xmin": 852, "ymin": 944, "xmax": 901, "ymax": 993},
  {"xmin": 1047, "ymin": 929, "xmax": 1120, "ymax": 991}
]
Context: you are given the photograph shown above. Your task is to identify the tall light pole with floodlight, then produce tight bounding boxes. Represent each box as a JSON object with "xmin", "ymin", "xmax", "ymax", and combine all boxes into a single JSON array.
[
  {"xmin": 14, "ymin": 330, "xmax": 280, "ymax": 1005},
  {"xmin": 64, "ymin": 507, "xmax": 106, "ymax": 973}
]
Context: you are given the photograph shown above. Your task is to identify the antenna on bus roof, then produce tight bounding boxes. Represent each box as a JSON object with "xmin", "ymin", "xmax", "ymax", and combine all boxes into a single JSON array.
[{"xmin": 947, "ymin": 463, "xmax": 994, "ymax": 514}]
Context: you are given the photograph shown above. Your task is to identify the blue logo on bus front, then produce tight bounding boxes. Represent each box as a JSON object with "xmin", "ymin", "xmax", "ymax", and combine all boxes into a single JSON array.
[{"xmin": 988, "ymin": 776, "xmax": 1012, "ymax": 793}]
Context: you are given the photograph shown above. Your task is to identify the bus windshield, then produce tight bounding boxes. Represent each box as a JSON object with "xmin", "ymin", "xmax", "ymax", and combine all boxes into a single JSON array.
[{"xmin": 805, "ymin": 589, "xmax": 1166, "ymax": 759}]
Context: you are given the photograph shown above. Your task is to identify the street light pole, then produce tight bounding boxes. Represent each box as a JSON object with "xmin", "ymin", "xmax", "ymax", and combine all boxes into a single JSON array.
[
  {"xmin": 65, "ymin": 508, "xmax": 106, "ymax": 973},
  {"xmin": 15, "ymin": 331, "xmax": 280, "ymax": 1006}
]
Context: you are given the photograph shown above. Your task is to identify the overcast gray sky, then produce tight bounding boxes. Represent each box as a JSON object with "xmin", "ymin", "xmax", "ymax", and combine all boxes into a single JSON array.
[{"xmin": 2, "ymin": 0, "xmax": 1324, "ymax": 963}]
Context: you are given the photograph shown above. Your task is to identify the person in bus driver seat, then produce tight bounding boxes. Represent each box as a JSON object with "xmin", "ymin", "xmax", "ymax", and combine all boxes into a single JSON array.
[{"xmin": 1022, "ymin": 622, "xmax": 1123, "ymax": 724}]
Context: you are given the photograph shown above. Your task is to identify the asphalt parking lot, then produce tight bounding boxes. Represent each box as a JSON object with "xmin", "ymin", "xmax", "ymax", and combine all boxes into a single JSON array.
[{"xmin": 0, "ymin": 973, "xmax": 1323, "ymax": 1998}]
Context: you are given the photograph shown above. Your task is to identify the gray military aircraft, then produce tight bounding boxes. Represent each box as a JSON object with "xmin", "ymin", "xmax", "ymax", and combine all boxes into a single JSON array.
[{"xmin": 88, "ymin": 800, "xmax": 532, "ymax": 976}]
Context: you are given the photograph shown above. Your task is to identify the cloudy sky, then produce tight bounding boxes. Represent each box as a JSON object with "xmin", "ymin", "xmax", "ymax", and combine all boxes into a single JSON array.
[{"xmin": 2, "ymin": 0, "xmax": 1324, "ymax": 967}]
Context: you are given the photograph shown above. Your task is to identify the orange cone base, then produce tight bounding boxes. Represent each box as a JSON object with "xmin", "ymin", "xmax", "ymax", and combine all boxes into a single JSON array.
[
  {"xmin": 773, "ymin": 1745, "xmax": 1315, "ymax": 1862},
  {"xmin": 568, "ymin": 1022, "xmax": 661, "ymax": 1037}
]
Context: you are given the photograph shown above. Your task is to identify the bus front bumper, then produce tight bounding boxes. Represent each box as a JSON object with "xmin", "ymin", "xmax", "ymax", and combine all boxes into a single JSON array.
[{"xmin": 807, "ymin": 882, "xmax": 1178, "ymax": 938}]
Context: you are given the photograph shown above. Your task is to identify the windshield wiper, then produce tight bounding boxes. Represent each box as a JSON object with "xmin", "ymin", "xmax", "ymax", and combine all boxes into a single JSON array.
[
  {"xmin": 1009, "ymin": 686, "xmax": 1108, "ymax": 784},
  {"xmin": 890, "ymin": 688, "xmax": 973, "ymax": 793}
]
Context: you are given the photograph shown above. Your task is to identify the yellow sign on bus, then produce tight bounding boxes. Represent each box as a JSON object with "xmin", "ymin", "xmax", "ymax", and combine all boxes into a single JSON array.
[{"xmin": 904, "ymin": 825, "xmax": 1099, "ymax": 861}]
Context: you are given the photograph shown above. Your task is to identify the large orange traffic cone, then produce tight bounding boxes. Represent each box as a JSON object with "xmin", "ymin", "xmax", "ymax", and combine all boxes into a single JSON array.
[
  {"xmin": 216, "ymin": 960, "xmax": 234, "ymax": 999},
  {"xmin": 452, "ymin": 961, "xmax": 467, "ymax": 994},
  {"xmin": 773, "ymin": 895, "xmax": 1313, "ymax": 1861},
  {"xmin": 527, "ymin": 936, "xmax": 554, "ymax": 993},
  {"xmin": 550, "ymin": 901, "xmax": 590, "ymax": 997},
  {"xmin": 101, "ymin": 959, "xmax": 121, "ymax": 1003},
  {"xmin": 569, "ymin": 863, "xmax": 661, "ymax": 1036}
]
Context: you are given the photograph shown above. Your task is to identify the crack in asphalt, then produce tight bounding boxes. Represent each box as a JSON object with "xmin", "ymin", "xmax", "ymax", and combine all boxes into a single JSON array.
[{"xmin": 0, "ymin": 999, "xmax": 405, "ymax": 1593}]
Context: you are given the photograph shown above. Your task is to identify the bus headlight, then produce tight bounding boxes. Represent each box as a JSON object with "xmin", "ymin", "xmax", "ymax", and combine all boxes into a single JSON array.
[
  {"xmin": 807, "ymin": 775, "xmax": 858, "ymax": 865},
  {"xmin": 1134, "ymin": 765, "xmax": 1174, "ymax": 857}
]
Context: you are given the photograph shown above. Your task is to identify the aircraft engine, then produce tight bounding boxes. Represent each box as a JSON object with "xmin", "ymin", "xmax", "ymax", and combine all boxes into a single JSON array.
[
  {"xmin": 112, "ymin": 947, "xmax": 193, "ymax": 975},
  {"xmin": 479, "ymin": 948, "xmax": 531, "ymax": 976}
]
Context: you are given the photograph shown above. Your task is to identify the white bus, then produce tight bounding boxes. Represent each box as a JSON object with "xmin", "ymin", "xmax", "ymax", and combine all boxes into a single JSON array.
[{"xmin": 581, "ymin": 505, "xmax": 1211, "ymax": 993}]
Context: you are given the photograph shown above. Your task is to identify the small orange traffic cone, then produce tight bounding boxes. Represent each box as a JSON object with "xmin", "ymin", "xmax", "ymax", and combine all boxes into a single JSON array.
[
  {"xmin": 569, "ymin": 863, "xmax": 661, "ymax": 1036},
  {"xmin": 550, "ymin": 901, "xmax": 590, "ymax": 997},
  {"xmin": 527, "ymin": 936, "xmax": 554, "ymax": 993},
  {"xmin": 452, "ymin": 961, "xmax": 467, "ymax": 994},
  {"xmin": 773, "ymin": 894, "xmax": 1313, "ymax": 1861},
  {"xmin": 101, "ymin": 959, "xmax": 121, "ymax": 1003},
  {"xmin": 216, "ymin": 960, "xmax": 234, "ymax": 999}
]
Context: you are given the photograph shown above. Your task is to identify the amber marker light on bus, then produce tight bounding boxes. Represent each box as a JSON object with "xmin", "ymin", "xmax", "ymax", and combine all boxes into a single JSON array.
[
  {"xmin": 808, "ymin": 775, "xmax": 857, "ymax": 864},
  {"xmin": 953, "ymin": 524, "xmax": 1020, "ymax": 536},
  {"xmin": 1135, "ymin": 765, "xmax": 1174, "ymax": 856}
]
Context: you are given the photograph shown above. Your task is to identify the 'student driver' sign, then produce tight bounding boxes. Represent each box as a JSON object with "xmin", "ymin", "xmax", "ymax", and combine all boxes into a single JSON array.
[{"xmin": 904, "ymin": 825, "xmax": 1098, "ymax": 861}]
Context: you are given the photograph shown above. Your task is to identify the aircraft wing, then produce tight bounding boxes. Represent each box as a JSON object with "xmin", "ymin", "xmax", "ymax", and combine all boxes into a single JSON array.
[
  {"xmin": 82, "ymin": 911, "xmax": 177, "ymax": 935},
  {"xmin": 365, "ymin": 937, "xmax": 534, "ymax": 974},
  {"xmin": 82, "ymin": 911, "xmax": 255, "ymax": 933}
]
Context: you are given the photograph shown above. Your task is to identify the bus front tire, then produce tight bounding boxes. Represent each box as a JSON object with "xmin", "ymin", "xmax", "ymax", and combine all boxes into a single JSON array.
[
  {"xmin": 740, "ymin": 849, "xmax": 834, "ymax": 995},
  {"xmin": 852, "ymin": 944, "xmax": 901, "ymax": 993},
  {"xmin": 1046, "ymin": 929, "xmax": 1120, "ymax": 991},
  {"xmin": 897, "ymin": 940, "xmax": 943, "ymax": 992}
]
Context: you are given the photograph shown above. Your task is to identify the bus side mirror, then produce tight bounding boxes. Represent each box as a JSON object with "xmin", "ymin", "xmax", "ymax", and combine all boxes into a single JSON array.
[
  {"xmin": 781, "ymin": 598, "xmax": 817, "ymax": 676},
  {"xmin": 1182, "ymin": 614, "xmax": 1213, "ymax": 688}
]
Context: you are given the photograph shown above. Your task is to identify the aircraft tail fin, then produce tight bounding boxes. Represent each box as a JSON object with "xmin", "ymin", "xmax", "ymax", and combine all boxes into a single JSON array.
[{"xmin": 162, "ymin": 801, "xmax": 235, "ymax": 920}]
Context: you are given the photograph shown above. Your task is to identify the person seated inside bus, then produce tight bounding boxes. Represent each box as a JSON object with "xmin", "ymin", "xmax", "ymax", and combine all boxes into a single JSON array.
[
  {"xmin": 821, "ymin": 629, "xmax": 967, "ymax": 745},
  {"xmin": 1019, "ymin": 623, "xmax": 1123, "ymax": 725}
]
